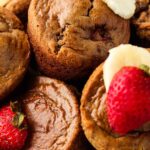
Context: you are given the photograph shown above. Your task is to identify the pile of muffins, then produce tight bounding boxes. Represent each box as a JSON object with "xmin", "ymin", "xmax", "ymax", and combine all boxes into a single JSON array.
[{"xmin": 0, "ymin": 0, "xmax": 149, "ymax": 149}]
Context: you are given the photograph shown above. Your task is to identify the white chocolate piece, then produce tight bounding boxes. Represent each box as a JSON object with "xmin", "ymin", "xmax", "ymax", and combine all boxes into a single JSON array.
[{"xmin": 102, "ymin": 0, "xmax": 136, "ymax": 19}]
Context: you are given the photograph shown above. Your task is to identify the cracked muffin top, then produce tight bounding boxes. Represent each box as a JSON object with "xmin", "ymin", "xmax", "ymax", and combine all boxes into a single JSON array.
[
  {"xmin": 28, "ymin": 0, "xmax": 130, "ymax": 80},
  {"xmin": 0, "ymin": 7, "xmax": 30, "ymax": 100},
  {"xmin": 0, "ymin": 0, "xmax": 31, "ymax": 15},
  {"xmin": 132, "ymin": 0, "xmax": 150, "ymax": 42},
  {"xmin": 18, "ymin": 76, "xmax": 81, "ymax": 150}
]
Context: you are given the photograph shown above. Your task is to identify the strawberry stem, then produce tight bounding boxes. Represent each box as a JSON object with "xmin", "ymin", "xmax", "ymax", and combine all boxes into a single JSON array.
[
  {"xmin": 139, "ymin": 64, "xmax": 150, "ymax": 75},
  {"xmin": 10, "ymin": 101, "xmax": 27, "ymax": 129},
  {"xmin": 10, "ymin": 101, "xmax": 21, "ymax": 113}
]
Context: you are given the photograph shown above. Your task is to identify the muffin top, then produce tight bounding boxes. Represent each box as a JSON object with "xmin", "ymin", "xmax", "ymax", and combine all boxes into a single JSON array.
[
  {"xmin": 81, "ymin": 45, "xmax": 150, "ymax": 150},
  {"xmin": 28, "ymin": 0, "xmax": 130, "ymax": 80},
  {"xmin": 81, "ymin": 65, "xmax": 150, "ymax": 150},
  {"xmin": 0, "ymin": 7, "xmax": 30, "ymax": 99},
  {"xmin": 32, "ymin": 0, "xmax": 129, "ymax": 52},
  {"xmin": 20, "ymin": 76, "xmax": 80, "ymax": 150}
]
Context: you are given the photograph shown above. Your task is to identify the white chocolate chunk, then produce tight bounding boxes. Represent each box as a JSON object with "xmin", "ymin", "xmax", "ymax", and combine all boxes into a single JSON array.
[{"xmin": 102, "ymin": 0, "xmax": 136, "ymax": 19}]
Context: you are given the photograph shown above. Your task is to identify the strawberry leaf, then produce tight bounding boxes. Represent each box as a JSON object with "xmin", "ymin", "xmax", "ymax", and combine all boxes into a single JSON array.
[
  {"xmin": 12, "ymin": 113, "xmax": 25, "ymax": 128},
  {"xmin": 139, "ymin": 64, "xmax": 150, "ymax": 75}
]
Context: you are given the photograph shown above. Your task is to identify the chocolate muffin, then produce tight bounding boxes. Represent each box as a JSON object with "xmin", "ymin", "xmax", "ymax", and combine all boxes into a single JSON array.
[
  {"xmin": 18, "ymin": 76, "xmax": 85, "ymax": 150},
  {"xmin": 28, "ymin": 0, "xmax": 130, "ymax": 80},
  {"xmin": 0, "ymin": 7, "xmax": 30, "ymax": 100},
  {"xmin": 81, "ymin": 63, "xmax": 150, "ymax": 150},
  {"xmin": 132, "ymin": 0, "xmax": 150, "ymax": 42},
  {"xmin": 0, "ymin": 0, "xmax": 31, "ymax": 15}
]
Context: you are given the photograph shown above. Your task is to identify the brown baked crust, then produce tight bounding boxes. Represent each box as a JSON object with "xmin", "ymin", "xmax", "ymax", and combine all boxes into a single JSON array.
[
  {"xmin": 0, "ymin": 7, "xmax": 30, "ymax": 100},
  {"xmin": 0, "ymin": 0, "xmax": 31, "ymax": 15},
  {"xmin": 135, "ymin": 0, "xmax": 149, "ymax": 13},
  {"xmin": 132, "ymin": 0, "xmax": 150, "ymax": 41},
  {"xmin": 18, "ymin": 76, "xmax": 83, "ymax": 150},
  {"xmin": 81, "ymin": 64, "xmax": 150, "ymax": 150},
  {"xmin": 28, "ymin": 0, "xmax": 130, "ymax": 80}
]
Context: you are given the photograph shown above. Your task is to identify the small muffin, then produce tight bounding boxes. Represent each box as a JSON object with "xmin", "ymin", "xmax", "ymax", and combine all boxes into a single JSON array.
[
  {"xmin": 17, "ymin": 76, "xmax": 86, "ymax": 150},
  {"xmin": 132, "ymin": 0, "xmax": 150, "ymax": 42},
  {"xmin": 81, "ymin": 44, "xmax": 150, "ymax": 150},
  {"xmin": 28, "ymin": 0, "xmax": 130, "ymax": 80},
  {"xmin": 0, "ymin": 0, "xmax": 31, "ymax": 15},
  {"xmin": 0, "ymin": 7, "xmax": 30, "ymax": 100}
]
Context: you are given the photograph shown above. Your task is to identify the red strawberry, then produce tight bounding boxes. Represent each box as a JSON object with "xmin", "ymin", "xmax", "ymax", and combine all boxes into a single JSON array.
[
  {"xmin": 0, "ymin": 102, "xmax": 28, "ymax": 150},
  {"xmin": 107, "ymin": 66, "xmax": 150, "ymax": 135}
]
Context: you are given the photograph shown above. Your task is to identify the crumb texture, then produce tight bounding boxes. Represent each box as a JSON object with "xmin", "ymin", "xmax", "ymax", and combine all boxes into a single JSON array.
[
  {"xmin": 0, "ymin": 7, "xmax": 30, "ymax": 99},
  {"xmin": 133, "ymin": 0, "xmax": 150, "ymax": 40},
  {"xmin": 22, "ymin": 77, "xmax": 80, "ymax": 150},
  {"xmin": 0, "ymin": 0, "xmax": 31, "ymax": 14},
  {"xmin": 28, "ymin": 0, "xmax": 130, "ymax": 80}
]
